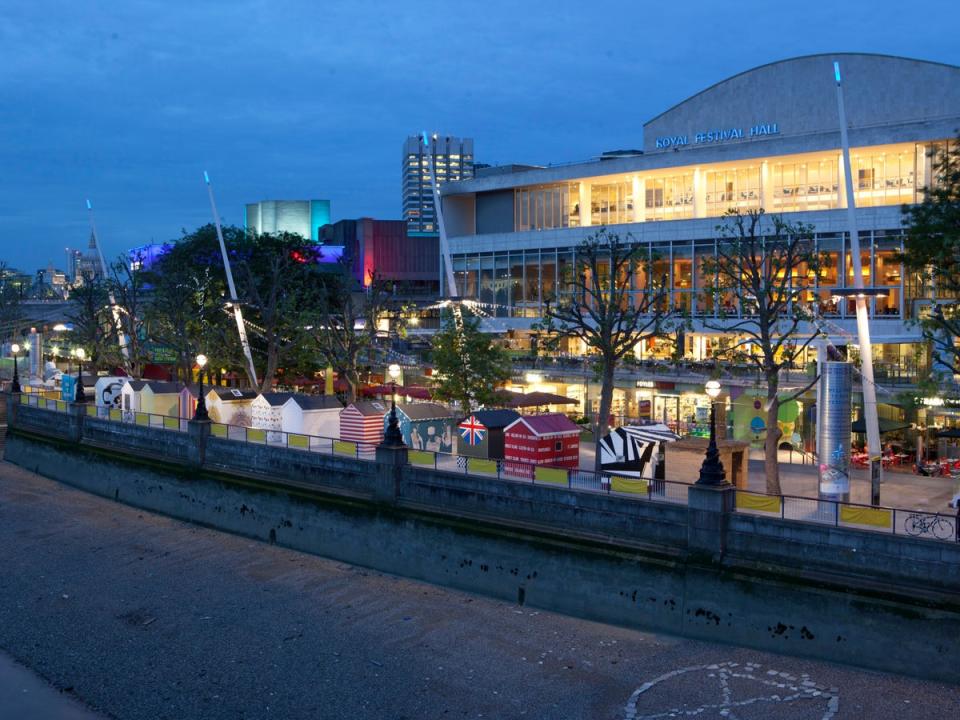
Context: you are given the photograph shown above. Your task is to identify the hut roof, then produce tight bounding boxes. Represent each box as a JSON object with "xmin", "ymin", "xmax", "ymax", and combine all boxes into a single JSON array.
[
  {"xmin": 289, "ymin": 395, "xmax": 343, "ymax": 411},
  {"xmin": 462, "ymin": 409, "xmax": 520, "ymax": 429},
  {"xmin": 397, "ymin": 402, "xmax": 455, "ymax": 421},
  {"xmin": 208, "ymin": 388, "xmax": 258, "ymax": 401},
  {"xmin": 127, "ymin": 380, "xmax": 182, "ymax": 394},
  {"xmin": 507, "ymin": 413, "xmax": 580, "ymax": 437},
  {"xmin": 344, "ymin": 401, "xmax": 388, "ymax": 416}
]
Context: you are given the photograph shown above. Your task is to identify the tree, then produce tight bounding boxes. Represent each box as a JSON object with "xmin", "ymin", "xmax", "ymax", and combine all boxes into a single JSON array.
[
  {"xmin": 901, "ymin": 137, "xmax": 960, "ymax": 381},
  {"xmin": 108, "ymin": 253, "xmax": 151, "ymax": 378},
  {"xmin": 0, "ymin": 261, "xmax": 23, "ymax": 340},
  {"xmin": 311, "ymin": 263, "xmax": 390, "ymax": 403},
  {"xmin": 142, "ymin": 228, "xmax": 238, "ymax": 383},
  {"xmin": 701, "ymin": 210, "xmax": 821, "ymax": 495},
  {"xmin": 542, "ymin": 229, "xmax": 672, "ymax": 470},
  {"xmin": 233, "ymin": 231, "xmax": 324, "ymax": 392},
  {"xmin": 431, "ymin": 305, "xmax": 512, "ymax": 416},
  {"xmin": 66, "ymin": 271, "xmax": 118, "ymax": 372}
]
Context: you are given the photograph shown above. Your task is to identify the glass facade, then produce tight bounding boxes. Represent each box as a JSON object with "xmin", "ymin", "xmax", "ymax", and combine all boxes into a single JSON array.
[
  {"xmin": 508, "ymin": 141, "xmax": 932, "ymax": 232},
  {"xmin": 646, "ymin": 173, "xmax": 694, "ymax": 221},
  {"xmin": 450, "ymin": 229, "xmax": 912, "ymax": 323}
]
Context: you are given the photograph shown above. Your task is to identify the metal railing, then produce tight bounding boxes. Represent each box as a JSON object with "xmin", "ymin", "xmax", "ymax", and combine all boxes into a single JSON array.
[
  {"xmin": 734, "ymin": 489, "xmax": 959, "ymax": 543},
  {"xmin": 14, "ymin": 400, "xmax": 959, "ymax": 544},
  {"xmin": 206, "ymin": 420, "xmax": 380, "ymax": 461},
  {"xmin": 406, "ymin": 448, "xmax": 693, "ymax": 501}
]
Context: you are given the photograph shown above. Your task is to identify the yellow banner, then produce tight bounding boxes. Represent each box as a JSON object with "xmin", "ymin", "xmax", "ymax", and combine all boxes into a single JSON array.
[
  {"xmin": 162, "ymin": 416, "xmax": 180, "ymax": 431},
  {"xmin": 288, "ymin": 433, "xmax": 309, "ymax": 449},
  {"xmin": 86, "ymin": 404, "xmax": 98, "ymax": 417},
  {"xmin": 135, "ymin": 412, "xmax": 149, "ymax": 426},
  {"xmin": 246, "ymin": 428, "xmax": 266, "ymax": 444},
  {"xmin": 469, "ymin": 458, "xmax": 498, "ymax": 475},
  {"xmin": 333, "ymin": 440, "xmax": 356, "ymax": 456},
  {"xmin": 210, "ymin": 423, "xmax": 228, "ymax": 438},
  {"xmin": 55, "ymin": 400, "xmax": 67, "ymax": 412},
  {"xmin": 535, "ymin": 466, "xmax": 568, "ymax": 485},
  {"xmin": 611, "ymin": 476, "xmax": 649, "ymax": 495},
  {"xmin": 19, "ymin": 394, "xmax": 28, "ymax": 405},
  {"xmin": 409, "ymin": 450, "xmax": 435, "ymax": 467},
  {"xmin": 839, "ymin": 505, "xmax": 892, "ymax": 528},
  {"xmin": 736, "ymin": 492, "xmax": 782, "ymax": 514},
  {"xmin": 109, "ymin": 408, "xmax": 122, "ymax": 421}
]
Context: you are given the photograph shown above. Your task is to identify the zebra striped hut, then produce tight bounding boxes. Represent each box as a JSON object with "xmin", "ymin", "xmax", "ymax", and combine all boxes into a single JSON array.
[{"xmin": 598, "ymin": 424, "xmax": 679, "ymax": 479}]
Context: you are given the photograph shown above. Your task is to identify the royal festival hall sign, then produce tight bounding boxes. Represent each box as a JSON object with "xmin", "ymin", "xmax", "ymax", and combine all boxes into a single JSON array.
[{"xmin": 655, "ymin": 122, "xmax": 779, "ymax": 149}]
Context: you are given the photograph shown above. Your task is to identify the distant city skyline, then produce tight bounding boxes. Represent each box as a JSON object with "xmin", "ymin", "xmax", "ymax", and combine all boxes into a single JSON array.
[{"xmin": 1, "ymin": 0, "xmax": 959, "ymax": 270}]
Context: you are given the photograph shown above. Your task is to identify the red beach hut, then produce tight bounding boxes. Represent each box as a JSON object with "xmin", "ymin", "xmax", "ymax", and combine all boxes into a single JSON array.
[
  {"xmin": 503, "ymin": 413, "xmax": 581, "ymax": 469},
  {"xmin": 339, "ymin": 401, "xmax": 388, "ymax": 446}
]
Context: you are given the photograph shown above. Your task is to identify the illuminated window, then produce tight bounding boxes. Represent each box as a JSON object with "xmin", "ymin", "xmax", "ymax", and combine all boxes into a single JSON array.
[
  {"xmin": 646, "ymin": 174, "xmax": 694, "ymax": 221},
  {"xmin": 705, "ymin": 167, "xmax": 760, "ymax": 215},
  {"xmin": 591, "ymin": 182, "xmax": 633, "ymax": 225},
  {"xmin": 771, "ymin": 157, "xmax": 838, "ymax": 212}
]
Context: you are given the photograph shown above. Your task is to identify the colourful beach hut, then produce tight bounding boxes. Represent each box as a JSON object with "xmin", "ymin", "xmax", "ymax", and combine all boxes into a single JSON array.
[
  {"xmin": 205, "ymin": 388, "xmax": 258, "ymax": 426},
  {"xmin": 340, "ymin": 401, "xmax": 388, "ymax": 446},
  {"xmin": 457, "ymin": 409, "xmax": 520, "ymax": 460},
  {"xmin": 503, "ymin": 413, "xmax": 581, "ymax": 469},
  {"xmin": 389, "ymin": 403, "xmax": 456, "ymax": 453}
]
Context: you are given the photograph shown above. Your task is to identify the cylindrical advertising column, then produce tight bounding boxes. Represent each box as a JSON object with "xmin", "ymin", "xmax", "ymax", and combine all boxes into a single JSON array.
[
  {"xmin": 818, "ymin": 361, "xmax": 852, "ymax": 502},
  {"xmin": 29, "ymin": 329, "xmax": 41, "ymax": 381}
]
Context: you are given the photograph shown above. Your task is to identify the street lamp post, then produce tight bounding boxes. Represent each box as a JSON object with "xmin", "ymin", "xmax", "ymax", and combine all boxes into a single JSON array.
[
  {"xmin": 194, "ymin": 354, "xmax": 209, "ymax": 421},
  {"xmin": 696, "ymin": 380, "xmax": 727, "ymax": 486},
  {"xmin": 10, "ymin": 343, "xmax": 21, "ymax": 393},
  {"xmin": 74, "ymin": 348, "xmax": 87, "ymax": 403},
  {"xmin": 383, "ymin": 363, "xmax": 404, "ymax": 446}
]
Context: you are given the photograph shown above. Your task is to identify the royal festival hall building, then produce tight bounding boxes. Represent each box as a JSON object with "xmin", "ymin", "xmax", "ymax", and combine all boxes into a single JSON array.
[{"xmin": 438, "ymin": 54, "xmax": 960, "ymax": 447}]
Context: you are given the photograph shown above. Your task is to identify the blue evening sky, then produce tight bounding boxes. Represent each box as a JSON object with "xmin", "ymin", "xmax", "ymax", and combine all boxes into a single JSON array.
[{"xmin": 1, "ymin": 0, "xmax": 957, "ymax": 271}]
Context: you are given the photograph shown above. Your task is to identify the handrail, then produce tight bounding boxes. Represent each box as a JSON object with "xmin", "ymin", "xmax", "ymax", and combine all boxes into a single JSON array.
[{"xmin": 14, "ymin": 400, "xmax": 959, "ymax": 544}]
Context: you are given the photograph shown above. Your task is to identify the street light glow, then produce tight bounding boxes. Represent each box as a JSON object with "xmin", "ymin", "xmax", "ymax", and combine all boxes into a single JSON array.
[
  {"xmin": 11, "ymin": 343, "xmax": 20, "ymax": 354},
  {"xmin": 196, "ymin": 354, "xmax": 208, "ymax": 368},
  {"xmin": 388, "ymin": 363, "xmax": 401, "ymax": 381},
  {"xmin": 705, "ymin": 380, "xmax": 722, "ymax": 398}
]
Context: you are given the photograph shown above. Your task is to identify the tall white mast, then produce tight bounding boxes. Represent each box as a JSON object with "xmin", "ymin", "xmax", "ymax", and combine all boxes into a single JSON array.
[
  {"xmin": 422, "ymin": 132, "xmax": 460, "ymax": 299},
  {"xmin": 86, "ymin": 199, "xmax": 131, "ymax": 365},
  {"xmin": 834, "ymin": 60, "xmax": 883, "ymax": 505},
  {"xmin": 203, "ymin": 171, "xmax": 259, "ymax": 388}
]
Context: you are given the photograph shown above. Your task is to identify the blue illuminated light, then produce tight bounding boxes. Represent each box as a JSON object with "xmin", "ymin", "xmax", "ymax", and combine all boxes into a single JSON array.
[
  {"xmin": 421, "ymin": 131, "xmax": 429, "ymax": 147},
  {"xmin": 203, "ymin": 171, "xmax": 210, "ymax": 184},
  {"xmin": 86, "ymin": 199, "xmax": 92, "ymax": 210},
  {"xmin": 834, "ymin": 61, "xmax": 841, "ymax": 83}
]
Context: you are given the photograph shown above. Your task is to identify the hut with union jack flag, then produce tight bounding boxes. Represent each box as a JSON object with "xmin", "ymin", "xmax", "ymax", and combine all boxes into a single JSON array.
[{"xmin": 457, "ymin": 409, "xmax": 520, "ymax": 460}]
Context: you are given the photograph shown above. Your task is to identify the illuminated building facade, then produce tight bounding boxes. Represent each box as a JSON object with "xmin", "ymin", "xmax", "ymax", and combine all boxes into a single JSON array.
[
  {"xmin": 402, "ymin": 135, "xmax": 474, "ymax": 233},
  {"xmin": 244, "ymin": 199, "xmax": 331, "ymax": 241},
  {"xmin": 439, "ymin": 54, "xmax": 960, "ymax": 437}
]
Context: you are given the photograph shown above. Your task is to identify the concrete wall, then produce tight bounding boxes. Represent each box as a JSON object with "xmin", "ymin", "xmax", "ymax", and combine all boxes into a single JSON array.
[
  {"xmin": 6, "ymin": 400, "xmax": 960, "ymax": 683},
  {"xmin": 475, "ymin": 190, "xmax": 515, "ymax": 235}
]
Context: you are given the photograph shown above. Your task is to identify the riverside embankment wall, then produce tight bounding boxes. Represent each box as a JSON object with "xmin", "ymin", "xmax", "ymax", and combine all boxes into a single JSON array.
[{"xmin": 6, "ymin": 400, "xmax": 960, "ymax": 683}]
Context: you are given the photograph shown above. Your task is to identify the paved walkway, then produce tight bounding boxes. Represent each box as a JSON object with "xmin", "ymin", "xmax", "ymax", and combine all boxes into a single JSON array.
[
  {"xmin": 0, "ymin": 650, "xmax": 104, "ymax": 719},
  {"xmin": 580, "ymin": 444, "xmax": 959, "ymax": 512},
  {"xmin": 0, "ymin": 461, "xmax": 958, "ymax": 719}
]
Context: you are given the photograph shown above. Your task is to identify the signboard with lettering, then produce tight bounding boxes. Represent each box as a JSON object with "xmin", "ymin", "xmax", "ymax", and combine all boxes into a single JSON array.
[
  {"xmin": 60, "ymin": 374, "xmax": 76, "ymax": 402},
  {"xmin": 655, "ymin": 122, "xmax": 780, "ymax": 149}
]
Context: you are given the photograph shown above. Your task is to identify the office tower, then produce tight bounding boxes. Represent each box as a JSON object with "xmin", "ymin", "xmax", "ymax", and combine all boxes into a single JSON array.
[{"xmin": 402, "ymin": 135, "xmax": 474, "ymax": 233}]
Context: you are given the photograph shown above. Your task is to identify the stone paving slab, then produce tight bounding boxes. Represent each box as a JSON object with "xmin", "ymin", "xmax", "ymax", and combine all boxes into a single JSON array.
[{"xmin": 0, "ymin": 461, "xmax": 957, "ymax": 720}]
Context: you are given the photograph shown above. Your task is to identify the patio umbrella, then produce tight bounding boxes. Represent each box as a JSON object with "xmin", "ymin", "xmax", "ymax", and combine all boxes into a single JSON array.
[{"xmin": 851, "ymin": 418, "xmax": 911, "ymax": 434}]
